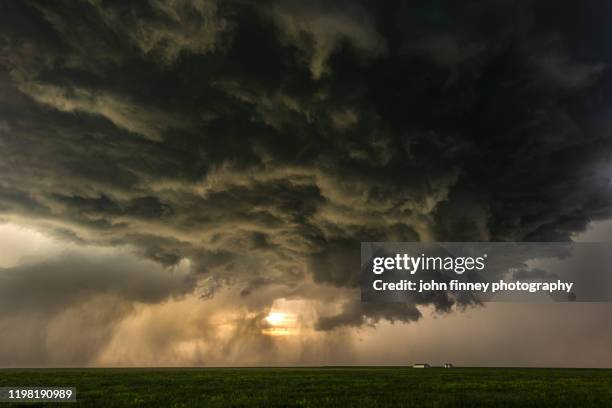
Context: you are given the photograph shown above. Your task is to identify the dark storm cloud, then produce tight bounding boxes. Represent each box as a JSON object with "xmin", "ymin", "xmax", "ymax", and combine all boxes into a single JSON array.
[
  {"xmin": 316, "ymin": 302, "xmax": 422, "ymax": 331},
  {"xmin": 0, "ymin": 247, "xmax": 194, "ymax": 366},
  {"xmin": 0, "ymin": 251, "xmax": 194, "ymax": 315},
  {"xmin": 2, "ymin": 0, "xmax": 612, "ymax": 329}
]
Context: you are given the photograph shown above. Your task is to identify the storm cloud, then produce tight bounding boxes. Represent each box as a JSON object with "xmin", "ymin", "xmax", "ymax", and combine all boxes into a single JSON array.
[
  {"xmin": 0, "ymin": 242, "xmax": 194, "ymax": 366},
  {"xmin": 2, "ymin": 0, "xmax": 612, "ymax": 335}
]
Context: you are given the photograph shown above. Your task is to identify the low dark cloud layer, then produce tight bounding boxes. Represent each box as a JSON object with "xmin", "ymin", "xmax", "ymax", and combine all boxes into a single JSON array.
[
  {"xmin": 2, "ymin": 0, "xmax": 612, "ymax": 331},
  {"xmin": 0, "ymin": 246, "xmax": 194, "ymax": 366}
]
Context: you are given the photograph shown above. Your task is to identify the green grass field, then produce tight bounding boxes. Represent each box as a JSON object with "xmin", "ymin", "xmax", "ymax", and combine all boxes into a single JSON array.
[{"xmin": 1, "ymin": 367, "xmax": 611, "ymax": 407}]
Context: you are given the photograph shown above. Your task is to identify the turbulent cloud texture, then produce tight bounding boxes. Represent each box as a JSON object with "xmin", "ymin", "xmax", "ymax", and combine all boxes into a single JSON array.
[{"xmin": 2, "ymin": 0, "xmax": 612, "ymax": 358}]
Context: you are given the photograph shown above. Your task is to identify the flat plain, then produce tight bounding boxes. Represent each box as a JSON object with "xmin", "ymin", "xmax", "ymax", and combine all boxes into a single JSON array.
[{"xmin": 1, "ymin": 367, "xmax": 611, "ymax": 407}]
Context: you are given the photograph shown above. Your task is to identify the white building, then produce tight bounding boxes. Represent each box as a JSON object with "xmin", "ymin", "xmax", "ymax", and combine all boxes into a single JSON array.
[{"xmin": 412, "ymin": 363, "xmax": 431, "ymax": 368}]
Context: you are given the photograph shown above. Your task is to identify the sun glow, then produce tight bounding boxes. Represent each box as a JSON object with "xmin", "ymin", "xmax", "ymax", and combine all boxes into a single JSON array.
[
  {"xmin": 260, "ymin": 298, "xmax": 316, "ymax": 337},
  {"xmin": 263, "ymin": 310, "xmax": 298, "ymax": 336},
  {"xmin": 265, "ymin": 312, "xmax": 289, "ymax": 326}
]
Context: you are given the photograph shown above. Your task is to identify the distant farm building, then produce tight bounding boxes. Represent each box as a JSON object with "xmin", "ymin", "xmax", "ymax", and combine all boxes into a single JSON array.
[
  {"xmin": 412, "ymin": 363, "xmax": 430, "ymax": 368},
  {"xmin": 444, "ymin": 363, "xmax": 454, "ymax": 368}
]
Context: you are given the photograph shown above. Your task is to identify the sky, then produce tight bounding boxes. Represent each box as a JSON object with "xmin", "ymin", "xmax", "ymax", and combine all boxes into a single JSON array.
[{"xmin": 1, "ymin": 0, "xmax": 612, "ymax": 367}]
